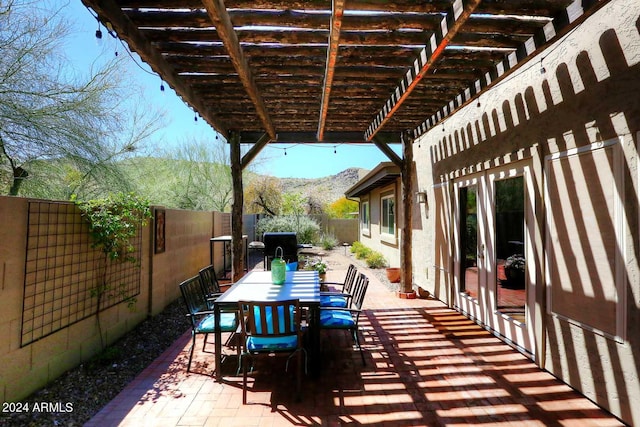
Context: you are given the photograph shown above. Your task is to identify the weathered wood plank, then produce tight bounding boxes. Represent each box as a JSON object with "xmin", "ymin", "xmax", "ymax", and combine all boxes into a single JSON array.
[
  {"xmin": 201, "ymin": 0, "xmax": 276, "ymax": 139},
  {"xmin": 366, "ymin": 0, "xmax": 483, "ymax": 141}
]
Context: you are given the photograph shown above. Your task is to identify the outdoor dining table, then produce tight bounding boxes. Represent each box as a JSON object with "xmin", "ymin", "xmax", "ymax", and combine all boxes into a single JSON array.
[{"xmin": 212, "ymin": 270, "xmax": 321, "ymax": 382}]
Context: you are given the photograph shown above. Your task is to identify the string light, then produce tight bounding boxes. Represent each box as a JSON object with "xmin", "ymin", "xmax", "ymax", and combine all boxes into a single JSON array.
[
  {"xmin": 160, "ymin": 81, "xmax": 165, "ymax": 92},
  {"xmin": 194, "ymin": 113, "xmax": 198, "ymax": 123},
  {"xmin": 333, "ymin": 146, "xmax": 337, "ymax": 154},
  {"xmin": 284, "ymin": 148, "xmax": 287, "ymax": 156},
  {"xmin": 95, "ymin": 22, "xmax": 102, "ymax": 42}
]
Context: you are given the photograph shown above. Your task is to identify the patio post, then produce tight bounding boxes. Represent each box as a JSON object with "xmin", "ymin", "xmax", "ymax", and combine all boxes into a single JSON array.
[
  {"xmin": 400, "ymin": 130, "xmax": 414, "ymax": 297},
  {"xmin": 230, "ymin": 131, "xmax": 244, "ymax": 281}
]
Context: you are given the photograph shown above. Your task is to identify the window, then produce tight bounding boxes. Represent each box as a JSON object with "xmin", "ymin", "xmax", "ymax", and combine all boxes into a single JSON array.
[
  {"xmin": 381, "ymin": 194, "xmax": 395, "ymax": 235},
  {"xmin": 361, "ymin": 200, "xmax": 370, "ymax": 235}
]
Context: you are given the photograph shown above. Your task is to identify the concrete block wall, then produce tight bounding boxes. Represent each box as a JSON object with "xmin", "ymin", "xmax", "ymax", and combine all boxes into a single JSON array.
[
  {"xmin": 0, "ymin": 198, "xmax": 223, "ymax": 403},
  {"xmin": 149, "ymin": 207, "xmax": 215, "ymax": 315}
]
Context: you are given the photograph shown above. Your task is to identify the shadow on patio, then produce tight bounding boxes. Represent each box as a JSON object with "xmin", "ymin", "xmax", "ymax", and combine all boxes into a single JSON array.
[{"xmin": 86, "ymin": 250, "xmax": 625, "ymax": 426}]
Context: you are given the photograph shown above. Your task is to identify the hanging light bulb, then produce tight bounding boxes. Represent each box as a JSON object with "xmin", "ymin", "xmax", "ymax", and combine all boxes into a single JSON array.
[
  {"xmin": 194, "ymin": 113, "xmax": 198, "ymax": 123},
  {"xmin": 284, "ymin": 148, "xmax": 287, "ymax": 156},
  {"xmin": 95, "ymin": 23, "xmax": 103, "ymax": 43},
  {"xmin": 333, "ymin": 145, "xmax": 337, "ymax": 154},
  {"xmin": 160, "ymin": 81, "xmax": 165, "ymax": 93}
]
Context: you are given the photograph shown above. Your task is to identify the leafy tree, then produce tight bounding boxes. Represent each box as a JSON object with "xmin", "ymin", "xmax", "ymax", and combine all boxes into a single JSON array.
[
  {"xmin": 244, "ymin": 175, "xmax": 282, "ymax": 215},
  {"xmin": 158, "ymin": 137, "xmax": 235, "ymax": 211},
  {"xmin": 282, "ymin": 192, "xmax": 307, "ymax": 216},
  {"xmin": 0, "ymin": 0, "xmax": 161, "ymax": 198},
  {"xmin": 326, "ymin": 196, "xmax": 359, "ymax": 218}
]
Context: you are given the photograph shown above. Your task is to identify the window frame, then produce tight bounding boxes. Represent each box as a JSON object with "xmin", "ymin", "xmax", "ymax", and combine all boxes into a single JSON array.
[
  {"xmin": 380, "ymin": 191, "xmax": 396, "ymax": 240},
  {"xmin": 360, "ymin": 198, "xmax": 370, "ymax": 237}
]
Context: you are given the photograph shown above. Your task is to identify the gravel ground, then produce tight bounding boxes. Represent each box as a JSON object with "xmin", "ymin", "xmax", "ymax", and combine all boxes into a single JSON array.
[{"xmin": 0, "ymin": 299, "xmax": 190, "ymax": 427}]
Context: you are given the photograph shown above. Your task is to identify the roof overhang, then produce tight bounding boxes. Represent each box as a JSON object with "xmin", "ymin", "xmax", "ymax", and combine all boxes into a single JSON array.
[{"xmin": 345, "ymin": 162, "xmax": 401, "ymax": 198}]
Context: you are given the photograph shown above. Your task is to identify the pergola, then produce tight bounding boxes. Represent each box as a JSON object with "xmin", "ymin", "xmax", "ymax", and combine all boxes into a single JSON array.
[{"xmin": 80, "ymin": 0, "xmax": 604, "ymax": 293}]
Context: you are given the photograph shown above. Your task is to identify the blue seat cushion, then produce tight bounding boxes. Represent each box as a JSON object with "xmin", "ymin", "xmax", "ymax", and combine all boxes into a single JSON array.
[
  {"xmin": 320, "ymin": 294, "xmax": 347, "ymax": 308},
  {"xmin": 247, "ymin": 335, "xmax": 298, "ymax": 352},
  {"xmin": 252, "ymin": 305, "xmax": 295, "ymax": 334},
  {"xmin": 285, "ymin": 262, "xmax": 298, "ymax": 271},
  {"xmin": 196, "ymin": 312, "xmax": 237, "ymax": 333},
  {"xmin": 320, "ymin": 310, "xmax": 355, "ymax": 328}
]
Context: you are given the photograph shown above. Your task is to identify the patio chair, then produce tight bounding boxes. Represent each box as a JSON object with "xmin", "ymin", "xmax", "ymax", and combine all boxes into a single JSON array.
[
  {"xmin": 320, "ymin": 263, "xmax": 358, "ymax": 308},
  {"xmin": 237, "ymin": 299, "xmax": 306, "ymax": 404},
  {"xmin": 179, "ymin": 275, "xmax": 239, "ymax": 373},
  {"xmin": 198, "ymin": 265, "xmax": 226, "ymax": 306},
  {"xmin": 319, "ymin": 273, "xmax": 369, "ymax": 364}
]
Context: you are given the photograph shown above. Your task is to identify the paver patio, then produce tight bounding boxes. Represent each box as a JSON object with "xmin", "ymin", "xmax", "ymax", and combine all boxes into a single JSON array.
[{"xmin": 86, "ymin": 250, "xmax": 625, "ymax": 426}]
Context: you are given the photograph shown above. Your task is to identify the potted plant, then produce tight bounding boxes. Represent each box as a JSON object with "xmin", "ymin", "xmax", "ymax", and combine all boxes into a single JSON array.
[
  {"xmin": 304, "ymin": 256, "xmax": 328, "ymax": 281},
  {"xmin": 504, "ymin": 253, "xmax": 525, "ymax": 288}
]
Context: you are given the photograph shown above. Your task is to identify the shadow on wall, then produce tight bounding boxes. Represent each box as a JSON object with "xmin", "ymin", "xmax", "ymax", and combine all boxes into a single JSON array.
[{"xmin": 428, "ymin": 22, "xmax": 640, "ymax": 425}]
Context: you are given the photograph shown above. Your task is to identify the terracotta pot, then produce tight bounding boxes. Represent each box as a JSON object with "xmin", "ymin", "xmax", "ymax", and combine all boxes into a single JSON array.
[{"xmin": 386, "ymin": 267, "xmax": 401, "ymax": 283}]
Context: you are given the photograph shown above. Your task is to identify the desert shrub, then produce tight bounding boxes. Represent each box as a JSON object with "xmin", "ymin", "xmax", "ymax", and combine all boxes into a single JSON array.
[
  {"xmin": 256, "ymin": 215, "xmax": 320, "ymax": 244},
  {"xmin": 319, "ymin": 233, "xmax": 338, "ymax": 250},
  {"xmin": 350, "ymin": 241, "xmax": 365, "ymax": 254},
  {"xmin": 351, "ymin": 241, "xmax": 371, "ymax": 259},
  {"xmin": 366, "ymin": 251, "xmax": 388, "ymax": 269}
]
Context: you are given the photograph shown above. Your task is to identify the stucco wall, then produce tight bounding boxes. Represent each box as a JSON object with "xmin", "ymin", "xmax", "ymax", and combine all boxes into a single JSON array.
[
  {"xmin": 359, "ymin": 179, "xmax": 402, "ymax": 268},
  {"xmin": 412, "ymin": 1, "xmax": 640, "ymax": 424}
]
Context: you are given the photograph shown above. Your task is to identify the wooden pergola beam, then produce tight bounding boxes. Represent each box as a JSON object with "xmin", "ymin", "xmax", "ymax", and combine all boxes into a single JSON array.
[
  {"xmin": 365, "ymin": 0, "xmax": 482, "ymax": 141},
  {"xmin": 372, "ymin": 136, "xmax": 403, "ymax": 169},
  {"xmin": 201, "ymin": 0, "xmax": 277, "ymax": 140},
  {"xmin": 317, "ymin": 0, "xmax": 345, "ymax": 141},
  {"xmin": 241, "ymin": 133, "xmax": 272, "ymax": 169},
  {"xmin": 81, "ymin": 0, "xmax": 227, "ymax": 137}
]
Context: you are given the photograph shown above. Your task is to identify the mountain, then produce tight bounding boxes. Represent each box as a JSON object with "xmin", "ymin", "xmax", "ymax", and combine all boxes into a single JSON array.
[{"xmin": 278, "ymin": 167, "xmax": 368, "ymax": 205}]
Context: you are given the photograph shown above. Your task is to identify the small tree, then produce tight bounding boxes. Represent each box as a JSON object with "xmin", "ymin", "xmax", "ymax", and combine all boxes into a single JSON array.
[
  {"xmin": 326, "ymin": 197, "xmax": 359, "ymax": 218},
  {"xmin": 244, "ymin": 176, "xmax": 282, "ymax": 215}
]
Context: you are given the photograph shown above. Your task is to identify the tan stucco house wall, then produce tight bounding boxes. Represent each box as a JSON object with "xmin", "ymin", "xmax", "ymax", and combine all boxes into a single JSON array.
[{"xmin": 412, "ymin": 1, "xmax": 640, "ymax": 424}]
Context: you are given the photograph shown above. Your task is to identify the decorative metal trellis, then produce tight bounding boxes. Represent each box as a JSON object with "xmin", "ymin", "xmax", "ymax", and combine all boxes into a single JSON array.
[{"xmin": 21, "ymin": 201, "xmax": 142, "ymax": 347}]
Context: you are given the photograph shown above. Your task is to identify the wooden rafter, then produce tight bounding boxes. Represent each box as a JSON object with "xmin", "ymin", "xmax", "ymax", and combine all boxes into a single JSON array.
[
  {"xmin": 365, "ymin": 0, "xmax": 483, "ymax": 141},
  {"xmin": 80, "ymin": 0, "xmax": 227, "ymax": 137},
  {"xmin": 413, "ymin": 0, "xmax": 610, "ymax": 137},
  {"xmin": 317, "ymin": 0, "xmax": 345, "ymax": 141},
  {"xmin": 201, "ymin": 0, "xmax": 276, "ymax": 139},
  {"xmin": 82, "ymin": 0, "xmax": 601, "ymax": 141}
]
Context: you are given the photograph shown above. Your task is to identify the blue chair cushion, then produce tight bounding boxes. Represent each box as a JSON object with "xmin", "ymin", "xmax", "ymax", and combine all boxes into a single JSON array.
[
  {"xmin": 247, "ymin": 335, "xmax": 298, "ymax": 352},
  {"xmin": 253, "ymin": 305, "xmax": 295, "ymax": 334},
  {"xmin": 320, "ymin": 294, "xmax": 348, "ymax": 308},
  {"xmin": 320, "ymin": 310, "xmax": 355, "ymax": 328},
  {"xmin": 285, "ymin": 262, "xmax": 298, "ymax": 271},
  {"xmin": 196, "ymin": 312, "xmax": 237, "ymax": 333}
]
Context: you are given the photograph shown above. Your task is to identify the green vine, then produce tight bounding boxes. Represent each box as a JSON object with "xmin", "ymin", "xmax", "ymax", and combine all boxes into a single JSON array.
[{"xmin": 74, "ymin": 192, "xmax": 152, "ymax": 348}]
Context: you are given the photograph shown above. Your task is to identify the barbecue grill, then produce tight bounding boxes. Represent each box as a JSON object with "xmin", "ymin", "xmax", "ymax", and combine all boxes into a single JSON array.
[{"xmin": 263, "ymin": 232, "xmax": 298, "ymax": 269}]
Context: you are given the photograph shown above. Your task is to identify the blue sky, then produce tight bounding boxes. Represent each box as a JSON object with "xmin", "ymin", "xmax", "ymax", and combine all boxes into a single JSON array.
[{"xmin": 58, "ymin": 0, "xmax": 401, "ymax": 179}]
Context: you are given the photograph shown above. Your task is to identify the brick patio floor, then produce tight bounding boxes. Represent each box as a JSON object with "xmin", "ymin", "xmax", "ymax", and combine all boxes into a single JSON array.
[{"xmin": 86, "ymin": 250, "xmax": 626, "ymax": 426}]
